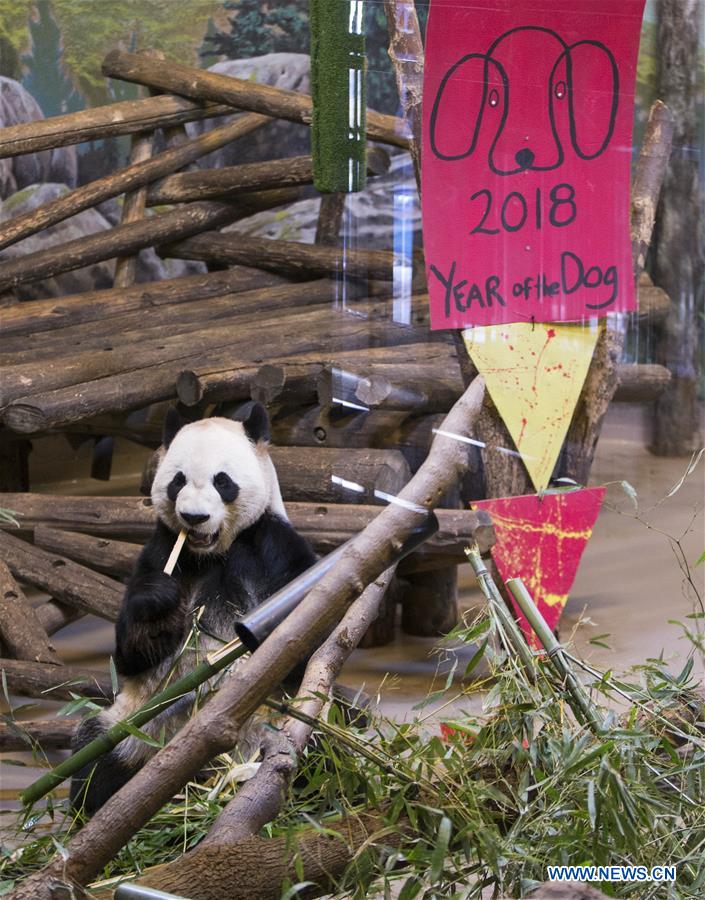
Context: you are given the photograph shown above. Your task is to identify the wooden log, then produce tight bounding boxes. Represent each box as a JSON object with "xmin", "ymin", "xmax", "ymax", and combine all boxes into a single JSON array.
[
  {"xmin": 36, "ymin": 601, "xmax": 83, "ymax": 637},
  {"xmin": 317, "ymin": 365, "xmax": 460, "ymax": 413},
  {"xmin": 0, "ymin": 115, "xmax": 268, "ymax": 253},
  {"xmin": 613, "ymin": 363, "xmax": 671, "ymax": 403},
  {"xmin": 0, "ymin": 267, "xmax": 286, "ymax": 340},
  {"xmin": 2, "ymin": 299, "xmax": 437, "ymax": 433},
  {"xmin": 637, "ymin": 277, "xmax": 671, "ymax": 322},
  {"xmin": 0, "ymin": 561, "xmax": 61, "ymax": 664},
  {"xmin": 0, "ymin": 494, "xmax": 495, "ymax": 559},
  {"xmin": 147, "ymin": 147, "xmax": 390, "ymax": 205},
  {"xmin": 251, "ymin": 357, "xmax": 660, "ymax": 418},
  {"xmin": 113, "ymin": 126, "xmax": 156, "ymax": 289},
  {"xmin": 0, "ymin": 494, "xmax": 156, "ymax": 540},
  {"xmin": 315, "ymin": 193, "xmax": 346, "ymax": 246},
  {"xmin": 161, "ymin": 232, "xmax": 417, "ymax": 282},
  {"xmin": 357, "ymin": 574, "xmax": 403, "ymax": 649},
  {"xmin": 102, "ymin": 49, "xmax": 410, "ymax": 149},
  {"xmin": 247, "ymin": 362, "xmax": 320, "ymax": 409},
  {"xmin": 0, "ymin": 717, "xmax": 77, "ymax": 751},
  {"xmin": 270, "ymin": 446, "xmax": 410, "ymax": 505},
  {"xmin": 0, "ymin": 658, "xmax": 112, "ymax": 702},
  {"xmin": 3, "ymin": 362, "xmax": 257, "ymax": 434},
  {"xmin": 400, "ymin": 567, "xmax": 458, "ymax": 636},
  {"xmin": 1, "ymin": 277, "xmax": 334, "ymax": 362},
  {"xmin": 0, "ymin": 281, "xmax": 334, "ymax": 406},
  {"xmin": 191, "ymin": 341, "xmax": 460, "ymax": 406},
  {"xmin": 270, "ymin": 405, "xmax": 442, "ymax": 458},
  {"xmin": 34, "ymin": 527, "xmax": 140, "ymax": 580},
  {"xmin": 0, "ymin": 530, "xmax": 123, "ymax": 621},
  {"xmin": 0, "ymin": 201, "xmax": 250, "ymax": 295},
  {"xmin": 0, "ymin": 94, "xmax": 233, "ymax": 160},
  {"xmin": 476, "ymin": 393, "xmax": 533, "ymax": 499},
  {"xmin": 290, "ymin": 504, "xmax": 495, "ymax": 560},
  {"xmin": 110, "ymin": 55, "xmax": 167, "ymax": 309}
]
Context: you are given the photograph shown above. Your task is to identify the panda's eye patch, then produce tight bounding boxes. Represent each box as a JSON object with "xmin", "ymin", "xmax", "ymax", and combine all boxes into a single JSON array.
[
  {"xmin": 167, "ymin": 471, "xmax": 186, "ymax": 502},
  {"xmin": 213, "ymin": 471, "xmax": 238, "ymax": 503}
]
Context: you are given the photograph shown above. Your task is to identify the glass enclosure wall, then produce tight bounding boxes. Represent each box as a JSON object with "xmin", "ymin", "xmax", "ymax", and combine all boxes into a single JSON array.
[{"xmin": 0, "ymin": 0, "xmax": 703, "ymax": 845}]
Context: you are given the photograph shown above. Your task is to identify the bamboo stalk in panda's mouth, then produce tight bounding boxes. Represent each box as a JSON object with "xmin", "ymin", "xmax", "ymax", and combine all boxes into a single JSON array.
[{"xmin": 164, "ymin": 528, "xmax": 187, "ymax": 575}]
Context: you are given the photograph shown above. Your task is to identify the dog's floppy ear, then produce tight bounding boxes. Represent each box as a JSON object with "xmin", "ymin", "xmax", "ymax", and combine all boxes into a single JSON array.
[
  {"xmin": 564, "ymin": 40, "xmax": 618, "ymax": 160},
  {"xmin": 230, "ymin": 400, "xmax": 271, "ymax": 444},
  {"xmin": 430, "ymin": 53, "xmax": 498, "ymax": 161},
  {"xmin": 163, "ymin": 407, "xmax": 187, "ymax": 448}
]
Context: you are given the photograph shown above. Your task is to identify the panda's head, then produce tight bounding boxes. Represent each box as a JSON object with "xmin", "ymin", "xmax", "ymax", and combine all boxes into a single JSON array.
[{"xmin": 151, "ymin": 402, "xmax": 285, "ymax": 555}]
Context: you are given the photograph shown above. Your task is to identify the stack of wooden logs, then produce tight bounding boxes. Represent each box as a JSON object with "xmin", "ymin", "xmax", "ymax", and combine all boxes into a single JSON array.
[{"xmin": 0, "ymin": 50, "xmax": 673, "ymax": 751}]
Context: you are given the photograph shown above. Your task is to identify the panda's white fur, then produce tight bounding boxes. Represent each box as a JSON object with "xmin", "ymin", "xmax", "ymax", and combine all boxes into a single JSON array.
[
  {"xmin": 70, "ymin": 404, "xmax": 316, "ymax": 816},
  {"xmin": 151, "ymin": 417, "xmax": 287, "ymax": 554}
]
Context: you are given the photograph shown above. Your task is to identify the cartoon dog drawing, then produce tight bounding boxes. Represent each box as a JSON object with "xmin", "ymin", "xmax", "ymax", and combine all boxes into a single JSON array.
[{"xmin": 429, "ymin": 26, "xmax": 618, "ymax": 176}]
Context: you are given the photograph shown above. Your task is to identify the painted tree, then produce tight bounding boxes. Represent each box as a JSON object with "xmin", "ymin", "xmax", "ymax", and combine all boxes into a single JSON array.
[
  {"xmin": 0, "ymin": 0, "xmax": 30, "ymax": 80},
  {"xmin": 201, "ymin": 0, "xmax": 309, "ymax": 60},
  {"xmin": 21, "ymin": 0, "xmax": 82, "ymax": 116}
]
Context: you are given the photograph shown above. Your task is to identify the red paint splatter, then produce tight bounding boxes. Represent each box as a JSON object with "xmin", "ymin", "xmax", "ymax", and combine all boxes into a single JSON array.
[
  {"xmin": 547, "ymin": 328, "xmax": 556, "ymax": 338},
  {"xmin": 472, "ymin": 488, "xmax": 606, "ymax": 640}
]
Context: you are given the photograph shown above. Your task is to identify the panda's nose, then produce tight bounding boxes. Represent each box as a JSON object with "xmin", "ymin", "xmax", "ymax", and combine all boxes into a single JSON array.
[{"xmin": 181, "ymin": 512, "xmax": 210, "ymax": 526}]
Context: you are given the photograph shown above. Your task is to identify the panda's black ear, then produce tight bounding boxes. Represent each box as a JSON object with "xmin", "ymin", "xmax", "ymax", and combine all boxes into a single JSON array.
[
  {"xmin": 233, "ymin": 401, "xmax": 270, "ymax": 444},
  {"xmin": 163, "ymin": 407, "xmax": 187, "ymax": 448}
]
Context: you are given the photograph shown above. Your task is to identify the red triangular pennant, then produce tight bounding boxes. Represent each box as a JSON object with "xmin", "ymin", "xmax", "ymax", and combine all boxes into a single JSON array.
[{"xmin": 473, "ymin": 487, "xmax": 605, "ymax": 642}]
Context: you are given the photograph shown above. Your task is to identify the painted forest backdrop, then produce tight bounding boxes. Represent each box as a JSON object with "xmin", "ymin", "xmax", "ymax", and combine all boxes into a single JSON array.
[{"xmin": 0, "ymin": 0, "xmax": 683, "ymax": 182}]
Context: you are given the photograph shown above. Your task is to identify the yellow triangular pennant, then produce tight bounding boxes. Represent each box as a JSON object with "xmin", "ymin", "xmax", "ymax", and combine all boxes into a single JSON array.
[{"xmin": 463, "ymin": 322, "xmax": 601, "ymax": 492}]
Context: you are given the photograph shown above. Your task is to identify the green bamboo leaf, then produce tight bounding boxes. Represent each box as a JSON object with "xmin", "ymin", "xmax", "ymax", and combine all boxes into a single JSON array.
[
  {"xmin": 398, "ymin": 875, "xmax": 422, "ymax": 900},
  {"xmin": 429, "ymin": 815, "xmax": 451, "ymax": 883},
  {"xmin": 109, "ymin": 656, "xmax": 119, "ymax": 698},
  {"xmin": 464, "ymin": 638, "xmax": 489, "ymax": 677},
  {"xmin": 587, "ymin": 779, "xmax": 597, "ymax": 830},
  {"xmin": 281, "ymin": 883, "xmax": 315, "ymax": 900},
  {"xmin": 121, "ymin": 721, "xmax": 162, "ymax": 749}
]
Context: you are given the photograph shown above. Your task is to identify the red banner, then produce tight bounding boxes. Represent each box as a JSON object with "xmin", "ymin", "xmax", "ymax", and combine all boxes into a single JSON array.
[
  {"xmin": 422, "ymin": 0, "xmax": 645, "ymax": 329},
  {"xmin": 473, "ymin": 487, "xmax": 605, "ymax": 641}
]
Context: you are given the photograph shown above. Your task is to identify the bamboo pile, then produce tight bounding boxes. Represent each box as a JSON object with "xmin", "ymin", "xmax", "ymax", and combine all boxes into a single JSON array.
[{"xmin": 0, "ymin": 47, "xmax": 673, "ymax": 711}]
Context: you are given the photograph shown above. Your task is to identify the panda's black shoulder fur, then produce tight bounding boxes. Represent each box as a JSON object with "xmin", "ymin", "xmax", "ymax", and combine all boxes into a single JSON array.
[{"xmin": 114, "ymin": 512, "xmax": 316, "ymax": 678}]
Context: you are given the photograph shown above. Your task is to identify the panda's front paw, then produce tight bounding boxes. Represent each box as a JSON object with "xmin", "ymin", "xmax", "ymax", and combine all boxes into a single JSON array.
[{"xmin": 127, "ymin": 572, "xmax": 182, "ymax": 623}]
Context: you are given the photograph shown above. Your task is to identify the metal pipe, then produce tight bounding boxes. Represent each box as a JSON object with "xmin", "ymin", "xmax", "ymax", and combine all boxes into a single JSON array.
[{"xmin": 236, "ymin": 510, "xmax": 439, "ymax": 651}]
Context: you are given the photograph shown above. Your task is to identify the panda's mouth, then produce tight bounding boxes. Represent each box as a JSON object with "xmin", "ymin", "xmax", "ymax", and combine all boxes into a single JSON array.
[{"xmin": 186, "ymin": 529, "xmax": 220, "ymax": 550}]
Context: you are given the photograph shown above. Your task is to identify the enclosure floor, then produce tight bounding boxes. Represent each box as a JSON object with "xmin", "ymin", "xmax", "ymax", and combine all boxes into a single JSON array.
[{"xmin": 2, "ymin": 403, "xmax": 703, "ymax": 814}]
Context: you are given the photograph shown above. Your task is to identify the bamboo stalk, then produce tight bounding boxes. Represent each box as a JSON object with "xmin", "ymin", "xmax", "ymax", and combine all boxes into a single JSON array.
[
  {"xmin": 164, "ymin": 530, "xmax": 187, "ymax": 575},
  {"xmin": 22, "ymin": 514, "xmax": 437, "ymax": 806},
  {"xmin": 464, "ymin": 546, "xmax": 536, "ymax": 677},
  {"xmin": 20, "ymin": 640, "xmax": 248, "ymax": 806},
  {"xmin": 506, "ymin": 577, "xmax": 604, "ymax": 733}
]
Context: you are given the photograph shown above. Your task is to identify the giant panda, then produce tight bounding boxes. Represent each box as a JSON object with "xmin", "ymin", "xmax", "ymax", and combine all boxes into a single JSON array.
[{"xmin": 70, "ymin": 401, "xmax": 317, "ymax": 815}]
